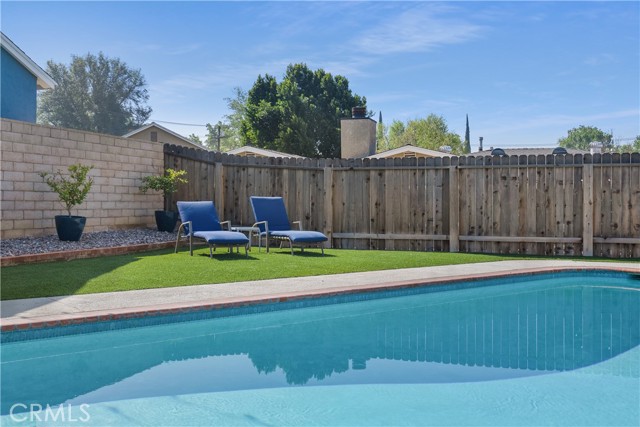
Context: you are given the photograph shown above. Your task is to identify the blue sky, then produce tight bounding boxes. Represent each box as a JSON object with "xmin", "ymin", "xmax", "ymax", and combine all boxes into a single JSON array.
[{"xmin": 2, "ymin": 1, "xmax": 639, "ymax": 151}]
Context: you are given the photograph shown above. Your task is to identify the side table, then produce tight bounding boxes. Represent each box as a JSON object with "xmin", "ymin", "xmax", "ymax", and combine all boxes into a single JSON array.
[{"xmin": 231, "ymin": 226, "xmax": 260, "ymax": 250}]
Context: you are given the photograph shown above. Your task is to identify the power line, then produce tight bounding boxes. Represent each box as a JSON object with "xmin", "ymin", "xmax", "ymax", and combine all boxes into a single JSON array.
[{"xmin": 151, "ymin": 119, "xmax": 208, "ymax": 127}]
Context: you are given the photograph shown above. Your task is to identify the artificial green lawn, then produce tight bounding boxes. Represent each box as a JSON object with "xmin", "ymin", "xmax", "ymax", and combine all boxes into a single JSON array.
[
  {"xmin": 1, "ymin": 248, "xmax": 519, "ymax": 300},
  {"xmin": 2, "ymin": 247, "xmax": 636, "ymax": 301}
]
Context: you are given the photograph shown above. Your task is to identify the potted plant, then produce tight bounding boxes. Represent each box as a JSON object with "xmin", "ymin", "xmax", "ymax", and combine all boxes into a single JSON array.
[
  {"xmin": 140, "ymin": 168, "xmax": 188, "ymax": 232},
  {"xmin": 40, "ymin": 163, "xmax": 94, "ymax": 241}
]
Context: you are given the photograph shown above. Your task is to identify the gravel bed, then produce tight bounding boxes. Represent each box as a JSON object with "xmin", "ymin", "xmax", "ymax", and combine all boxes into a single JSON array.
[{"xmin": 0, "ymin": 229, "xmax": 177, "ymax": 258}]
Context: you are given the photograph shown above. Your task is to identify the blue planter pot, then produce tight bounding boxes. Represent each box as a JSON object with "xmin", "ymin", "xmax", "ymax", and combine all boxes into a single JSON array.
[
  {"xmin": 55, "ymin": 215, "xmax": 86, "ymax": 241},
  {"xmin": 155, "ymin": 211, "xmax": 178, "ymax": 232}
]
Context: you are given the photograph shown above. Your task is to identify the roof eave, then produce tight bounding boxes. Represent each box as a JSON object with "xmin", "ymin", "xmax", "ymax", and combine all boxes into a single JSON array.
[{"xmin": 1, "ymin": 32, "xmax": 57, "ymax": 90}]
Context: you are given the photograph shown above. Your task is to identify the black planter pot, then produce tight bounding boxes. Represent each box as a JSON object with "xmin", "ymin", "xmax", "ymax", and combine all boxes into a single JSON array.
[
  {"xmin": 55, "ymin": 215, "xmax": 87, "ymax": 241},
  {"xmin": 155, "ymin": 210, "xmax": 178, "ymax": 232}
]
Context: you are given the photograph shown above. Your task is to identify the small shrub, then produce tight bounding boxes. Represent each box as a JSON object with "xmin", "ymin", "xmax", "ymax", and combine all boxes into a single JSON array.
[
  {"xmin": 40, "ymin": 164, "xmax": 94, "ymax": 217},
  {"xmin": 140, "ymin": 168, "xmax": 188, "ymax": 198}
]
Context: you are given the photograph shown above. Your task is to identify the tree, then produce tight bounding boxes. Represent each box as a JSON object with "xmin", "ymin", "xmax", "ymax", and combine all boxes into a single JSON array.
[
  {"xmin": 464, "ymin": 114, "xmax": 471, "ymax": 154},
  {"xmin": 387, "ymin": 114, "xmax": 465, "ymax": 154},
  {"xmin": 221, "ymin": 87, "xmax": 247, "ymax": 149},
  {"xmin": 38, "ymin": 53, "xmax": 151, "ymax": 136},
  {"xmin": 611, "ymin": 135, "xmax": 640, "ymax": 153},
  {"xmin": 241, "ymin": 63, "xmax": 366, "ymax": 158},
  {"xmin": 558, "ymin": 126, "xmax": 613, "ymax": 151},
  {"xmin": 188, "ymin": 88, "xmax": 247, "ymax": 152},
  {"xmin": 376, "ymin": 111, "xmax": 389, "ymax": 152}
]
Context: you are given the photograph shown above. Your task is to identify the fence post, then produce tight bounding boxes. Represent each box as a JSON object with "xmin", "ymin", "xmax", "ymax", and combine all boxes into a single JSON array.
[
  {"xmin": 582, "ymin": 163, "xmax": 594, "ymax": 256},
  {"xmin": 323, "ymin": 165, "xmax": 333, "ymax": 248},
  {"xmin": 214, "ymin": 162, "xmax": 225, "ymax": 218},
  {"xmin": 448, "ymin": 166, "xmax": 460, "ymax": 252}
]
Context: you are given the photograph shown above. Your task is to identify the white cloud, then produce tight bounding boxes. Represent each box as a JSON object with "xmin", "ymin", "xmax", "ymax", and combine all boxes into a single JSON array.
[
  {"xmin": 485, "ymin": 109, "xmax": 640, "ymax": 135},
  {"xmin": 354, "ymin": 5, "xmax": 485, "ymax": 55},
  {"xmin": 583, "ymin": 53, "xmax": 617, "ymax": 66}
]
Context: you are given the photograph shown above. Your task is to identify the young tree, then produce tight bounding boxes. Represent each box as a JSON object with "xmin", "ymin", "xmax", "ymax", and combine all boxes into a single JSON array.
[
  {"xmin": 240, "ymin": 63, "xmax": 366, "ymax": 158},
  {"xmin": 38, "ymin": 53, "xmax": 151, "ymax": 136},
  {"xmin": 376, "ymin": 111, "xmax": 389, "ymax": 152},
  {"xmin": 558, "ymin": 126, "xmax": 613, "ymax": 151},
  {"xmin": 464, "ymin": 114, "xmax": 471, "ymax": 154}
]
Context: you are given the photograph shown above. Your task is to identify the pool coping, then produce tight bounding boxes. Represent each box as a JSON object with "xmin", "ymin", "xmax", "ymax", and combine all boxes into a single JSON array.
[{"xmin": 2, "ymin": 261, "xmax": 638, "ymax": 333}]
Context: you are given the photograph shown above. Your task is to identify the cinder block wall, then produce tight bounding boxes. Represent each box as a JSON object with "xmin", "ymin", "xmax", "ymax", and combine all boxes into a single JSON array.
[{"xmin": 0, "ymin": 119, "xmax": 164, "ymax": 239}]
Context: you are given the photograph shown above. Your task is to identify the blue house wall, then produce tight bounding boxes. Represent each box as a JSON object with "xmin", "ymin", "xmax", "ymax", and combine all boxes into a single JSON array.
[{"xmin": 1, "ymin": 47, "xmax": 38, "ymax": 122}]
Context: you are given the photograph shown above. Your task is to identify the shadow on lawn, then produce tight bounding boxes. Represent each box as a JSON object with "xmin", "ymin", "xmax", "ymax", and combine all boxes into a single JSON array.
[
  {"xmin": 270, "ymin": 250, "xmax": 336, "ymax": 258},
  {"xmin": 1, "ymin": 248, "xmax": 185, "ymax": 314}
]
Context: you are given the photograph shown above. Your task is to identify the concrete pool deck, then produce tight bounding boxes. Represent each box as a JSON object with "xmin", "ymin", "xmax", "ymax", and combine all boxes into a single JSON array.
[{"xmin": 1, "ymin": 259, "xmax": 638, "ymax": 332}]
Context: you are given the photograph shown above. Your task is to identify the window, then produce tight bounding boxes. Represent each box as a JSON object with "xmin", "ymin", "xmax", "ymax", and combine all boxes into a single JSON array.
[{"xmin": 150, "ymin": 131, "xmax": 158, "ymax": 142}]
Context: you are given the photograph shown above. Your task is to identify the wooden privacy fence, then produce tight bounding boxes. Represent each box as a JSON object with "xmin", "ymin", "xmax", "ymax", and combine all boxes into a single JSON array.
[{"xmin": 165, "ymin": 145, "xmax": 640, "ymax": 258}]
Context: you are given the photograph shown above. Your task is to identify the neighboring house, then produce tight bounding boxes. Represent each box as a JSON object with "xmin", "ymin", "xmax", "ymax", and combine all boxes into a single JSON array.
[
  {"xmin": 123, "ymin": 122, "xmax": 205, "ymax": 150},
  {"xmin": 473, "ymin": 147, "xmax": 589, "ymax": 156},
  {"xmin": 226, "ymin": 145, "xmax": 305, "ymax": 159},
  {"xmin": 0, "ymin": 32, "xmax": 56, "ymax": 123},
  {"xmin": 367, "ymin": 144, "xmax": 452, "ymax": 159}
]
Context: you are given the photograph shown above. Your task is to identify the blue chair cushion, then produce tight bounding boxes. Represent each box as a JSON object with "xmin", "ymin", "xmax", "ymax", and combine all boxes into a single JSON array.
[
  {"xmin": 194, "ymin": 231, "xmax": 249, "ymax": 245},
  {"xmin": 177, "ymin": 201, "xmax": 222, "ymax": 233},
  {"xmin": 269, "ymin": 230, "xmax": 328, "ymax": 244},
  {"xmin": 250, "ymin": 197, "xmax": 292, "ymax": 232}
]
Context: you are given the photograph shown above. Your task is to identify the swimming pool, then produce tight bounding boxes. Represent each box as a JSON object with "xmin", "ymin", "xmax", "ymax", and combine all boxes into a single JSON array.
[{"xmin": 2, "ymin": 271, "xmax": 639, "ymax": 426}]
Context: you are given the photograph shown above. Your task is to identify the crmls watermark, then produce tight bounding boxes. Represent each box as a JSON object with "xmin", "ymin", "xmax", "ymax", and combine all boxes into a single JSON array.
[{"xmin": 9, "ymin": 403, "xmax": 91, "ymax": 423}]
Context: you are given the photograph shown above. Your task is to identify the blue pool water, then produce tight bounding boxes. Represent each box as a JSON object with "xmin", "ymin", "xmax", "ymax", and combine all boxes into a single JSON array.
[{"xmin": 1, "ymin": 271, "xmax": 639, "ymax": 426}]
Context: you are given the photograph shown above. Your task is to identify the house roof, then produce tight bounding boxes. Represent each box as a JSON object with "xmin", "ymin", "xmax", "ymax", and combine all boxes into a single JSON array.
[
  {"xmin": 367, "ymin": 144, "xmax": 452, "ymax": 159},
  {"xmin": 473, "ymin": 147, "xmax": 589, "ymax": 156},
  {"xmin": 225, "ymin": 145, "xmax": 305, "ymax": 159},
  {"xmin": 122, "ymin": 122, "xmax": 206, "ymax": 150},
  {"xmin": 0, "ymin": 32, "xmax": 56, "ymax": 90}
]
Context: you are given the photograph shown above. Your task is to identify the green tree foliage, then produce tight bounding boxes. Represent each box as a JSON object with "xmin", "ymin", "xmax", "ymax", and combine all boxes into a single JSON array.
[
  {"xmin": 139, "ymin": 168, "xmax": 188, "ymax": 198},
  {"xmin": 611, "ymin": 135, "xmax": 640, "ymax": 153},
  {"xmin": 376, "ymin": 111, "xmax": 389, "ymax": 153},
  {"xmin": 39, "ymin": 164, "xmax": 94, "ymax": 217},
  {"xmin": 387, "ymin": 114, "xmax": 464, "ymax": 154},
  {"xmin": 241, "ymin": 63, "xmax": 366, "ymax": 158},
  {"xmin": 188, "ymin": 88, "xmax": 247, "ymax": 152},
  {"xmin": 558, "ymin": 126, "xmax": 613, "ymax": 151},
  {"xmin": 221, "ymin": 87, "xmax": 247, "ymax": 150},
  {"xmin": 38, "ymin": 53, "xmax": 151, "ymax": 136}
]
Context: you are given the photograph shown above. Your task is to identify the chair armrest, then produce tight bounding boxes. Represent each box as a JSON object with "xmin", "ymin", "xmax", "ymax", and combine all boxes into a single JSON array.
[
  {"xmin": 177, "ymin": 221, "xmax": 192, "ymax": 236},
  {"xmin": 292, "ymin": 221, "xmax": 302, "ymax": 230},
  {"xmin": 252, "ymin": 221, "xmax": 269, "ymax": 234},
  {"xmin": 220, "ymin": 220, "xmax": 231, "ymax": 230}
]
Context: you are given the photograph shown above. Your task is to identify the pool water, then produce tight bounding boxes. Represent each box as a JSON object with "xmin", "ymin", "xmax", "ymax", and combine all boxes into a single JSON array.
[{"xmin": 2, "ymin": 272, "xmax": 639, "ymax": 426}]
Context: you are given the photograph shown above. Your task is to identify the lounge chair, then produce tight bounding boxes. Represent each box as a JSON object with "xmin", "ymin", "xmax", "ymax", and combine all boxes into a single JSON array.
[
  {"xmin": 175, "ymin": 201, "xmax": 249, "ymax": 257},
  {"xmin": 250, "ymin": 196, "xmax": 328, "ymax": 255}
]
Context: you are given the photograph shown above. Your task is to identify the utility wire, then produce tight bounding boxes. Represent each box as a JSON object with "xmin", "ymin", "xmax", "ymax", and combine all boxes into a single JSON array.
[{"xmin": 151, "ymin": 119, "xmax": 208, "ymax": 127}]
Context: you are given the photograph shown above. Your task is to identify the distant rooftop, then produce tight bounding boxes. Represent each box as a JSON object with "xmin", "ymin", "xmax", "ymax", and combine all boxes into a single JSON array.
[
  {"xmin": 367, "ymin": 144, "xmax": 451, "ymax": 159},
  {"xmin": 123, "ymin": 122, "xmax": 205, "ymax": 150},
  {"xmin": 225, "ymin": 145, "xmax": 306, "ymax": 159},
  {"xmin": 473, "ymin": 147, "xmax": 589, "ymax": 156}
]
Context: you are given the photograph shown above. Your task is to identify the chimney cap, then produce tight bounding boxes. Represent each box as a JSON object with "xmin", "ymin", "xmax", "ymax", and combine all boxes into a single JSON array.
[{"xmin": 351, "ymin": 106, "xmax": 367, "ymax": 118}]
